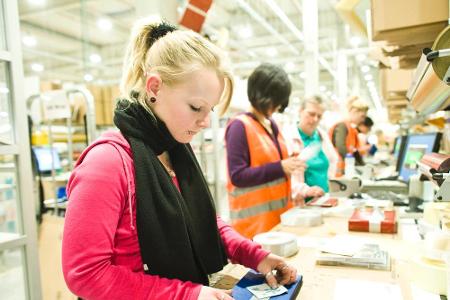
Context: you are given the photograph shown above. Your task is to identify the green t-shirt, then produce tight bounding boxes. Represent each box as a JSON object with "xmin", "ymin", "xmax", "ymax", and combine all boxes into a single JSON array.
[{"xmin": 298, "ymin": 128, "xmax": 329, "ymax": 192}]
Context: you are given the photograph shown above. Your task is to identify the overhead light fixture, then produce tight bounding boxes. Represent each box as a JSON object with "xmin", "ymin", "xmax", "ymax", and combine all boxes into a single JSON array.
[
  {"xmin": 361, "ymin": 65, "xmax": 370, "ymax": 73},
  {"xmin": 364, "ymin": 74, "xmax": 373, "ymax": 81},
  {"xmin": 22, "ymin": 35, "xmax": 37, "ymax": 47},
  {"xmin": 89, "ymin": 53, "xmax": 102, "ymax": 64},
  {"xmin": 266, "ymin": 47, "xmax": 277, "ymax": 57},
  {"xmin": 97, "ymin": 18, "xmax": 113, "ymax": 31},
  {"xmin": 356, "ymin": 54, "xmax": 366, "ymax": 61},
  {"xmin": 0, "ymin": 87, "xmax": 9, "ymax": 94},
  {"xmin": 299, "ymin": 72, "xmax": 306, "ymax": 79},
  {"xmin": 238, "ymin": 25, "xmax": 253, "ymax": 39},
  {"xmin": 84, "ymin": 74, "xmax": 94, "ymax": 82},
  {"xmin": 350, "ymin": 36, "xmax": 361, "ymax": 47},
  {"xmin": 319, "ymin": 85, "xmax": 326, "ymax": 92},
  {"xmin": 31, "ymin": 63, "xmax": 44, "ymax": 72},
  {"xmin": 28, "ymin": 0, "xmax": 46, "ymax": 5},
  {"xmin": 285, "ymin": 62, "xmax": 295, "ymax": 72}
]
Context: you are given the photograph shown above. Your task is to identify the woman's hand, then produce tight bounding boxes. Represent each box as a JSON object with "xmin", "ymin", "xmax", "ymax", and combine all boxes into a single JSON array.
[
  {"xmin": 256, "ymin": 253, "xmax": 297, "ymax": 288},
  {"xmin": 292, "ymin": 193, "xmax": 306, "ymax": 207},
  {"xmin": 304, "ymin": 186, "xmax": 324, "ymax": 199},
  {"xmin": 281, "ymin": 157, "xmax": 306, "ymax": 176},
  {"xmin": 198, "ymin": 286, "xmax": 233, "ymax": 300}
]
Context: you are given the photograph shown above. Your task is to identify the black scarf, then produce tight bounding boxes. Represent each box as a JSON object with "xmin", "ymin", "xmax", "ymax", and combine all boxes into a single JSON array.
[{"xmin": 114, "ymin": 99, "xmax": 227, "ymax": 285}]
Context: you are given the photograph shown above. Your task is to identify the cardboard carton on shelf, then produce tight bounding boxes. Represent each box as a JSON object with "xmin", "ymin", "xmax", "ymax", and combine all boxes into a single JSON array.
[
  {"xmin": 371, "ymin": 0, "xmax": 448, "ymax": 44},
  {"xmin": 379, "ymin": 68, "xmax": 414, "ymax": 100}
]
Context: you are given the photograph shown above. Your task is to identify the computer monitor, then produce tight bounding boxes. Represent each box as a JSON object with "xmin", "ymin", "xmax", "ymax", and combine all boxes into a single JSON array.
[
  {"xmin": 33, "ymin": 147, "xmax": 62, "ymax": 174},
  {"xmin": 398, "ymin": 133, "xmax": 442, "ymax": 182},
  {"xmin": 393, "ymin": 135, "xmax": 408, "ymax": 172}
]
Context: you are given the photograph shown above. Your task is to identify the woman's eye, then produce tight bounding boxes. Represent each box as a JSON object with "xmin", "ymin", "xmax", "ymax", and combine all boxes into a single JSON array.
[{"xmin": 190, "ymin": 105, "xmax": 201, "ymax": 112}]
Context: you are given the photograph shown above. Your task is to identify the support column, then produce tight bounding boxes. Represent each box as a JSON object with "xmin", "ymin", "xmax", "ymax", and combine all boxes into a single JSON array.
[
  {"xmin": 302, "ymin": 0, "xmax": 319, "ymax": 96},
  {"xmin": 337, "ymin": 51, "xmax": 348, "ymax": 101}
]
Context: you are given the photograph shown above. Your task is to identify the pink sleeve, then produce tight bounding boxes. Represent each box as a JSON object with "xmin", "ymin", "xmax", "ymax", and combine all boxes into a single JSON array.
[
  {"xmin": 62, "ymin": 143, "xmax": 201, "ymax": 300},
  {"xmin": 217, "ymin": 216, "xmax": 269, "ymax": 271}
]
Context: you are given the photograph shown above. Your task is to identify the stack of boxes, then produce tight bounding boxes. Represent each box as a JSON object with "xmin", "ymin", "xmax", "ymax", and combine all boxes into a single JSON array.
[{"xmin": 370, "ymin": 0, "xmax": 448, "ymax": 121}]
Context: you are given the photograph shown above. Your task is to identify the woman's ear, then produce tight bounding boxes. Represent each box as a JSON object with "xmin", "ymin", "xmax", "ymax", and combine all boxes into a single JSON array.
[{"xmin": 145, "ymin": 73, "xmax": 162, "ymax": 97}]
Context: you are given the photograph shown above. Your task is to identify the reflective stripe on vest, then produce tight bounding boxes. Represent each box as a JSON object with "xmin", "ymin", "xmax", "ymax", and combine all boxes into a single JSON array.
[
  {"xmin": 229, "ymin": 177, "xmax": 286, "ymax": 198},
  {"xmin": 230, "ymin": 195, "xmax": 288, "ymax": 220}
]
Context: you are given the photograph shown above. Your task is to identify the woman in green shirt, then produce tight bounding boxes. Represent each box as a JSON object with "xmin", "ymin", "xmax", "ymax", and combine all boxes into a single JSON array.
[{"xmin": 285, "ymin": 96, "xmax": 338, "ymax": 205}]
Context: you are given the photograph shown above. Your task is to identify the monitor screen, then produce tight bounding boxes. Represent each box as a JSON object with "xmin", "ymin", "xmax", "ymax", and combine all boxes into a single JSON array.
[
  {"xmin": 33, "ymin": 147, "xmax": 61, "ymax": 173},
  {"xmin": 394, "ymin": 135, "xmax": 407, "ymax": 172},
  {"xmin": 398, "ymin": 133, "xmax": 442, "ymax": 181}
]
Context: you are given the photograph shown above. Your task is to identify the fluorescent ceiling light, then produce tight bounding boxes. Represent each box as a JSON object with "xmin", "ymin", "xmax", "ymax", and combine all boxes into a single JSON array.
[
  {"xmin": 89, "ymin": 53, "xmax": 102, "ymax": 64},
  {"xmin": 238, "ymin": 25, "xmax": 253, "ymax": 39},
  {"xmin": 84, "ymin": 74, "xmax": 94, "ymax": 82},
  {"xmin": 28, "ymin": 0, "xmax": 46, "ymax": 5},
  {"xmin": 361, "ymin": 65, "xmax": 370, "ymax": 73},
  {"xmin": 285, "ymin": 62, "xmax": 295, "ymax": 72},
  {"xmin": 356, "ymin": 54, "xmax": 366, "ymax": 61},
  {"xmin": 31, "ymin": 63, "xmax": 44, "ymax": 72},
  {"xmin": 22, "ymin": 35, "xmax": 37, "ymax": 47},
  {"xmin": 266, "ymin": 47, "xmax": 277, "ymax": 57},
  {"xmin": 97, "ymin": 18, "xmax": 113, "ymax": 31},
  {"xmin": 350, "ymin": 36, "xmax": 361, "ymax": 47}
]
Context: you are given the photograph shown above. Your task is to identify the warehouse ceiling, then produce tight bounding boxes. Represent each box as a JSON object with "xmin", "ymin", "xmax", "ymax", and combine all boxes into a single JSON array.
[{"xmin": 18, "ymin": 0, "xmax": 379, "ymax": 111}]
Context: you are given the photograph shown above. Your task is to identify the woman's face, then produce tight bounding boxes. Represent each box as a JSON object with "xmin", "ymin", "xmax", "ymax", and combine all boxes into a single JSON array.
[
  {"xmin": 299, "ymin": 102, "xmax": 324, "ymax": 134},
  {"xmin": 148, "ymin": 68, "xmax": 224, "ymax": 143},
  {"xmin": 350, "ymin": 108, "xmax": 367, "ymax": 125}
]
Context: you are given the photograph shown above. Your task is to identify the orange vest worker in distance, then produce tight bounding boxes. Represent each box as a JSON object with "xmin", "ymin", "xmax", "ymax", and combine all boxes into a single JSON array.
[{"xmin": 329, "ymin": 96, "xmax": 369, "ymax": 177}]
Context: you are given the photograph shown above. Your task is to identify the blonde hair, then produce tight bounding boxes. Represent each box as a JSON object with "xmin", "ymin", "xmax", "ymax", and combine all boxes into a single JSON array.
[
  {"xmin": 120, "ymin": 17, "xmax": 233, "ymax": 115},
  {"xmin": 346, "ymin": 96, "xmax": 368, "ymax": 112}
]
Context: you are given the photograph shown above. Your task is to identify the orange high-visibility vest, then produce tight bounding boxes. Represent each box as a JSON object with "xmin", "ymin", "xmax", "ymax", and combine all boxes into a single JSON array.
[
  {"xmin": 329, "ymin": 121, "xmax": 360, "ymax": 177},
  {"xmin": 226, "ymin": 114, "xmax": 291, "ymax": 239}
]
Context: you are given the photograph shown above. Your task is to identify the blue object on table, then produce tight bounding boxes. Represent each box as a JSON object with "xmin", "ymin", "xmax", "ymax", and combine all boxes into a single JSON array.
[{"xmin": 232, "ymin": 269, "xmax": 303, "ymax": 300}]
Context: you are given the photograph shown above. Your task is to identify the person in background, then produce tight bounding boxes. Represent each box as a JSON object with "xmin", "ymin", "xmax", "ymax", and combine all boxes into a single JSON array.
[
  {"xmin": 62, "ymin": 19, "xmax": 297, "ymax": 300},
  {"xmin": 329, "ymin": 96, "xmax": 369, "ymax": 175},
  {"xmin": 357, "ymin": 116, "xmax": 375, "ymax": 159},
  {"xmin": 225, "ymin": 63, "xmax": 305, "ymax": 239},
  {"xmin": 284, "ymin": 96, "xmax": 338, "ymax": 206}
]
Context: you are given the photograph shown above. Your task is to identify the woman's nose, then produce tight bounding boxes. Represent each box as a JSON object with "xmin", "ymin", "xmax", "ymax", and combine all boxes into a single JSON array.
[{"xmin": 197, "ymin": 113, "xmax": 210, "ymax": 128}]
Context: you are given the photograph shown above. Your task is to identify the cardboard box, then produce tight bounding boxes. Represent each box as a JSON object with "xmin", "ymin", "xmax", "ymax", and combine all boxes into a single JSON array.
[
  {"xmin": 40, "ymin": 81, "xmax": 62, "ymax": 93},
  {"xmin": 380, "ymin": 68, "xmax": 414, "ymax": 100},
  {"xmin": 372, "ymin": 0, "xmax": 447, "ymax": 31},
  {"xmin": 371, "ymin": 0, "xmax": 448, "ymax": 43},
  {"xmin": 87, "ymin": 85, "xmax": 120, "ymax": 126}
]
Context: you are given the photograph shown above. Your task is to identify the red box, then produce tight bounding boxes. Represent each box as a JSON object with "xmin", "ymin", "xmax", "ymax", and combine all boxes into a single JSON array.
[{"xmin": 348, "ymin": 208, "xmax": 397, "ymax": 233}]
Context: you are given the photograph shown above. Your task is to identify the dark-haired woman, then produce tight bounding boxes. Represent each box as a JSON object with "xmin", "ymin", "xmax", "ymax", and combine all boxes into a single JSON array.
[{"xmin": 225, "ymin": 63, "xmax": 305, "ymax": 238}]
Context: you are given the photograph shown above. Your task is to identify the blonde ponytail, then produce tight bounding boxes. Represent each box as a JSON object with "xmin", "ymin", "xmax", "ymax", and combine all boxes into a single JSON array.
[{"xmin": 120, "ymin": 17, "xmax": 234, "ymax": 116}]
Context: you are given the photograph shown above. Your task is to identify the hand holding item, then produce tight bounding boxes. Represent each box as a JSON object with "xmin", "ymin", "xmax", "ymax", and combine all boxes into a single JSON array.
[
  {"xmin": 198, "ymin": 286, "xmax": 233, "ymax": 300},
  {"xmin": 256, "ymin": 253, "xmax": 297, "ymax": 288},
  {"xmin": 281, "ymin": 157, "xmax": 306, "ymax": 176},
  {"xmin": 304, "ymin": 186, "xmax": 325, "ymax": 199}
]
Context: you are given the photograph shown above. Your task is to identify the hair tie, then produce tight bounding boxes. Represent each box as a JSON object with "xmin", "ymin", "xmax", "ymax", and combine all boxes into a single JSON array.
[{"xmin": 148, "ymin": 22, "xmax": 177, "ymax": 46}]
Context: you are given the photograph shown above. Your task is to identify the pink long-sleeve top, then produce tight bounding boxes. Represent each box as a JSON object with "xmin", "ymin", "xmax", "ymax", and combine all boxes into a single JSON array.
[{"xmin": 62, "ymin": 131, "xmax": 269, "ymax": 300}]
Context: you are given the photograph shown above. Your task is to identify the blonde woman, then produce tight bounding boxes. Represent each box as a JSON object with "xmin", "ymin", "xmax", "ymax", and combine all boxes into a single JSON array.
[
  {"xmin": 62, "ymin": 19, "xmax": 296, "ymax": 300},
  {"xmin": 329, "ymin": 96, "xmax": 369, "ymax": 176}
]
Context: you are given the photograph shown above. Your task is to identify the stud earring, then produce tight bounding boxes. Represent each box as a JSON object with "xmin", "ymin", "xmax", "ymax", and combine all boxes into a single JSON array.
[{"xmin": 150, "ymin": 97, "xmax": 156, "ymax": 103}]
